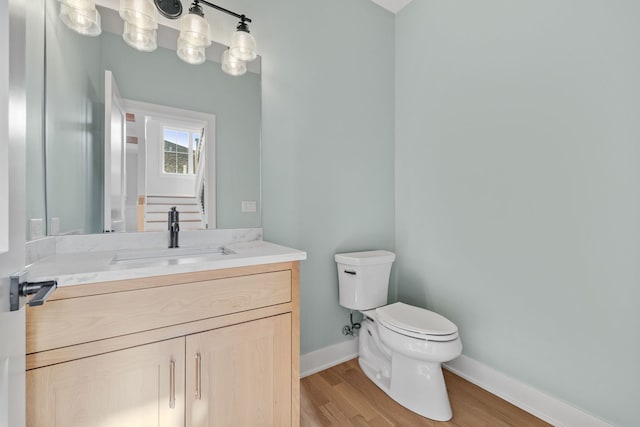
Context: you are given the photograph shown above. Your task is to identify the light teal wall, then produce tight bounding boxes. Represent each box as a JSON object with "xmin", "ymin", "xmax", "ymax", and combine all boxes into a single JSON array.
[
  {"xmin": 226, "ymin": 0, "xmax": 396, "ymax": 354},
  {"xmin": 98, "ymin": 33, "xmax": 261, "ymax": 229},
  {"xmin": 395, "ymin": 1, "xmax": 640, "ymax": 426},
  {"xmin": 45, "ymin": 0, "xmax": 103, "ymax": 235}
]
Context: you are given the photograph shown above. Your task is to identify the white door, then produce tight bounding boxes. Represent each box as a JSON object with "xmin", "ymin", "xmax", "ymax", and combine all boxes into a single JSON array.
[
  {"xmin": 104, "ymin": 70, "xmax": 126, "ymax": 233},
  {"xmin": 0, "ymin": 0, "xmax": 27, "ymax": 426}
]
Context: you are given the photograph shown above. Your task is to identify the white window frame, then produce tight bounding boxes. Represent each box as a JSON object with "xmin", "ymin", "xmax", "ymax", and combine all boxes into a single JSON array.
[{"xmin": 161, "ymin": 125, "xmax": 201, "ymax": 176}]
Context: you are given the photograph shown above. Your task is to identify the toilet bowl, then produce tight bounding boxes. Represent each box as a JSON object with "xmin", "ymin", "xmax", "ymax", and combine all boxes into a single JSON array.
[
  {"xmin": 335, "ymin": 251, "xmax": 462, "ymax": 421},
  {"xmin": 361, "ymin": 302, "xmax": 462, "ymax": 421}
]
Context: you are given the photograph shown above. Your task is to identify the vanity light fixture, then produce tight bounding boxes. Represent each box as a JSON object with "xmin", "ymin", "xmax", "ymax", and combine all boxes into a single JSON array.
[
  {"xmin": 60, "ymin": 0, "xmax": 257, "ymax": 76},
  {"xmin": 156, "ymin": 0, "xmax": 257, "ymax": 74},
  {"xmin": 178, "ymin": 2, "xmax": 210, "ymax": 48},
  {"xmin": 229, "ymin": 17, "xmax": 256, "ymax": 62},
  {"xmin": 176, "ymin": 2, "xmax": 211, "ymax": 64},
  {"xmin": 59, "ymin": 0, "xmax": 102, "ymax": 36}
]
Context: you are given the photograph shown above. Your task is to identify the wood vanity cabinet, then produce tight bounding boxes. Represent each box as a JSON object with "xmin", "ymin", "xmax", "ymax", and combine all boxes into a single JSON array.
[
  {"xmin": 27, "ymin": 338, "xmax": 186, "ymax": 427},
  {"xmin": 186, "ymin": 315, "xmax": 292, "ymax": 427},
  {"xmin": 25, "ymin": 262, "xmax": 300, "ymax": 427}
]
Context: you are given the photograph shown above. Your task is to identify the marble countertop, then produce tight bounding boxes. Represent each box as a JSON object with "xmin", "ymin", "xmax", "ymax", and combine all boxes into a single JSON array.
[{"xmin": 25, "ymin": 240, "xmax": 307, "ymax": 287}]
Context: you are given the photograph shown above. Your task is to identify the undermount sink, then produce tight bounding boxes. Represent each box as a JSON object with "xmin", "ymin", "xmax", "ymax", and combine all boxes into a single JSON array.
[{"xmin": 111, "ymin": 247, "xmax": 234, "ymax": 265}]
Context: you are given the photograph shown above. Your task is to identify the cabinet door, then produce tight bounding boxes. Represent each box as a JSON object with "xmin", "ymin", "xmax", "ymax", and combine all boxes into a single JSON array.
[
  {"xmin": 27, "ymin": 338, "xmax": 185, "ymax": 427},
  {"xmin": 187, "ymin": 314, "xmax": 292, "ymax": 427}
]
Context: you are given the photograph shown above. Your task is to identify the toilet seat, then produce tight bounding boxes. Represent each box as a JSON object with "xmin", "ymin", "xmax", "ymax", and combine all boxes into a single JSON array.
[{"xmin": 375, "ymin": 302, "xmax": 459, "ymax": 342}]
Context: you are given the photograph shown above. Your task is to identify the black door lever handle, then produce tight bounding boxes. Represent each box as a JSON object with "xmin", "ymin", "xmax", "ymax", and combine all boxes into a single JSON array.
[{"xmin": 9, "ymin": 274, "xmax": 57, "ymax": 311}]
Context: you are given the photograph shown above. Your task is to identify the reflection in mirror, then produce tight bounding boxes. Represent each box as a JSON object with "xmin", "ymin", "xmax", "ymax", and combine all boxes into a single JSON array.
[
  {"xmin": 114, "ymin": 97, "xmax": 217, "ymax": 233},
  {"xmin": 26, "ymin": 1, "xmax": 261, "ymax": 239}
]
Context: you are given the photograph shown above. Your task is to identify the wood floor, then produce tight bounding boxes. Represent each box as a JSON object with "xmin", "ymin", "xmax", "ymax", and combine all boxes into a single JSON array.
[{"xmin": 300, "ymin": 358, "xmax": 552, "ymax": 427}]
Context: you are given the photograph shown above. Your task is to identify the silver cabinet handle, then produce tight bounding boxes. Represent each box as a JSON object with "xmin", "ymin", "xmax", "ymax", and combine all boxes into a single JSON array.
[
  {"xmin": 169, "ymin": 359, "xmax": 176, "ymax": 409},
  {"xmin": 195, "ymin": 352, "xmax": 202, "ymax": 400}
]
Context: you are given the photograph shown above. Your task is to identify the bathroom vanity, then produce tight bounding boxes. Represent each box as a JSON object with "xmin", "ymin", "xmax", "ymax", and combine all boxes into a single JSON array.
[{"xmin": 23, "ymin": 239, "xmax": 305, "ymax": 427}]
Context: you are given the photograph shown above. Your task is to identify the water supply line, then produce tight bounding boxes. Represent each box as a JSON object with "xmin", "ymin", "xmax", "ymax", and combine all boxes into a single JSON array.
[{"xmin": 342, "ymin": 310, "xmax": 361, "ymax": 336}]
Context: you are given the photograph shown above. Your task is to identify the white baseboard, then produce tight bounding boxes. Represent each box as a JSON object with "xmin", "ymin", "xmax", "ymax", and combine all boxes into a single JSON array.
[
  {"xmin": 300, "ymin": 338, "xmax": 358, "ymax": 378},
  {"xmin": 300, "ymin": 340, "xmax": 612, "ymax": 427},
  {"xmin": 444, "ymin": 355, "xmax": 614, "ymax": 427}
]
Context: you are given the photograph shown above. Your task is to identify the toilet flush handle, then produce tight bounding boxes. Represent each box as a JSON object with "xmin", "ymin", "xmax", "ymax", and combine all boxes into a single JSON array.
[{"xmin": 344, "ymin": 270, "xmax": 356, "ymax": 275}]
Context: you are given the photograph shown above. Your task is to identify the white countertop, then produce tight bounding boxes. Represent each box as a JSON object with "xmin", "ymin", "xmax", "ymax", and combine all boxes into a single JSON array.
[{"xmin": 25, "ymin": 240, "xmax": 307, "ymax": 287}]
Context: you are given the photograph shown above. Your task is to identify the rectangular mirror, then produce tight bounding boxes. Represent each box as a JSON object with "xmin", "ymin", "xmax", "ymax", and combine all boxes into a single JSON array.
[{"xmin": 26, "ymin": 0, "xmax": 261, "ymax": 239}]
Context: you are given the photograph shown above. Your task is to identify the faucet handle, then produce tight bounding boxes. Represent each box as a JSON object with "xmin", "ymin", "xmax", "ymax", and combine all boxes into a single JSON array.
[
  {"xmin": 168, "ymin": 206, "xmax": 179, "ymax": 228},
  {"xmin": 168, "ymin": 207, "xmax": 180, "ymax": 248}
]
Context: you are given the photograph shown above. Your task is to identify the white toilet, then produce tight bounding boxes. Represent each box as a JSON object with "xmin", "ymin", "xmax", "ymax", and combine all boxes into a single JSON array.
[{"xmin": 335, "ymin": 250, "xmax": 462, "ymax": 421}]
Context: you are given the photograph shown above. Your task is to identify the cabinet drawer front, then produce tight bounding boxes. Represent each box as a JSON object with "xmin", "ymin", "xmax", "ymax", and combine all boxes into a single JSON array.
[{"xmin": 27, "ymin": 270, "xmax": 291, "ymax": 354}]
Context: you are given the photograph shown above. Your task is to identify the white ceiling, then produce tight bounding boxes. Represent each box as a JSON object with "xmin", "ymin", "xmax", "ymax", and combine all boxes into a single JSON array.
[{"xmin": 370, "ymin": 0, "xmax": 414, "ymax": 14}]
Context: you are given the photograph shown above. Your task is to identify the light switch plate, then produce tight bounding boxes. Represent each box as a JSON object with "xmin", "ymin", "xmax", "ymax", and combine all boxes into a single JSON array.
[
  {"xmin": 241, "ymin": 201, "xmax": 257, "ymax": 213},
  {"xmin": 29, "ymin": 218, "xmax": 44, "ymax": 240},
  {"xmin": 50, "ymin": 217, "xmax": 60, "ymax": 235}
]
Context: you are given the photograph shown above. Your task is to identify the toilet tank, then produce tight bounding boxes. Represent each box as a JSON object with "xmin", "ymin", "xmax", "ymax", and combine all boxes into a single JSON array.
[{"xmin": 335, "ymin": 250, "xmax": 396, "ymax": 310}]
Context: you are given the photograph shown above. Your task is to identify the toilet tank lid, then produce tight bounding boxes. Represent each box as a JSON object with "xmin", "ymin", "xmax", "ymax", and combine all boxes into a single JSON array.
[{"xmin": 335, "ymin": 250, "xmax": 396, "ymax": 266}]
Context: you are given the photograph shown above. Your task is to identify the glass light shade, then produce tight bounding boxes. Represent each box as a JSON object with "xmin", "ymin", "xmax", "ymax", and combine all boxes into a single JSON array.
[
  {"xmin": 60, "ymin": 1, "xmax": 101, "ymax": 36},
  {"xmin": 229, "ymin": 30, "xmax": 256, "ymax": 62},
  {"xmin": 177, "ymin": 38, "xmax": 206, "ymax": 65},
  {"xmin": 123, "ymin": 21, "xmax": 157, "ymax": 52},
  {"xmin": 61, "ymin": 0, "xmax": 96, "ymax": 10},
  {"xmin": 221, "ymin": 49, "xmax": 246, "ymax": 76},
  {"xmin": 179, "ymin": 13, "xmax": 211, "ymax": 48},
  {"xmin": 119, "ymin": 0, "xmax": 157, "ymax": 30}
]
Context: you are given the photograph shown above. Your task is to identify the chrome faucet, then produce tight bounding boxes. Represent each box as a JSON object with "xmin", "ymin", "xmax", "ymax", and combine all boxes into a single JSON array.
[{"xmin": 168, "ymin": 207, "xmax": 179, "ymax": 248}]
